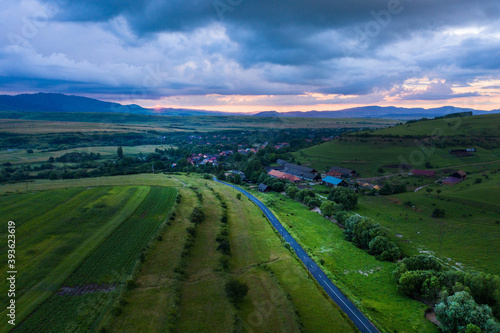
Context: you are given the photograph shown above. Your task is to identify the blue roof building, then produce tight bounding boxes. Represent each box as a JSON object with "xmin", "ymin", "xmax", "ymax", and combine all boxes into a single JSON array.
[{"xmin": 322, "ymin": 176, "xmax": 345, "ymax": 187}]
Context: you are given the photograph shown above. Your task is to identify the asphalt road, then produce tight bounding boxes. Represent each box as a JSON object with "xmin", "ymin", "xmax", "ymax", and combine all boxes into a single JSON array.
[{"xmin": 214, "ymin": 178, "xmax": 380, "ymax": 333}]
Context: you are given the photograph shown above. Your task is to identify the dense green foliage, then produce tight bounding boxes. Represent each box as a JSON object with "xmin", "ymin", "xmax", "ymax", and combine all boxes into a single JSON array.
[
  {"xmin": 344, "ymin": 215, "xmax": 400, "ymax": 261},
  {"xmin": 436, "ymin": 291, "xmax": 500, "ymax": 333},
  {"xmin": 394, "ymin": 255, "xmax": 500, "ymax": 320},
  {"xmin": 328, "ymin": 187, "xmax": 358, "ymax": 210}
]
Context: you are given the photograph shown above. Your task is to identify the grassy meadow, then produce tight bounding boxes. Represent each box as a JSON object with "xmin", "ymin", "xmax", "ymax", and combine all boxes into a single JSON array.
[
  {"xmin": 295, "ymin": 113, "xmax": 500, "ymax": 177},
  {"xmin": 0, "ymin": 145, "xmax": 174, "ymax": 165},
  {"xmin": 355, "ymin": 171, "xmax": 500, "ymax": 276}
]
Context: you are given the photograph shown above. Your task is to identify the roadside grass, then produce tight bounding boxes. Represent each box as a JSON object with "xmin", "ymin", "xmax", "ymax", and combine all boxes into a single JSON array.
[
  {"xmin": 0, "ymin": 186, "xmax": 148, "ymax": 330},
  {"xmin": 253, "ymin": 191, "xmax": 438, "ymax": 333},
  {"xmin": 108, "ymin": 187, "xmax": 194, "ymax": 332},
  {"xmin": 356, "ymin": 173, "xmax": 500, "ymax": 275},
  {"xmin": 14, "ymin": 187, "xmax": 176, "ymax": 332},
  {"xmin": 215, "ymin": 182, "xmax": 358, "ymax": 333}
]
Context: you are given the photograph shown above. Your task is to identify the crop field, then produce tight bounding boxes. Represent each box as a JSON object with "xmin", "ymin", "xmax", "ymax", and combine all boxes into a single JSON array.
[
  {"xmin": 355, "ymin": 172, "xmax": 500, "ymax": 276},
  {"xmin": 253, "ymin": 191, "xmax": 438, "ymax": 333},
  {"xmin": 108, "ymin": 174, "xmax": 357, "ymax": 333},
  {"xmin": 0, "ymin": 185, "xmax": 176, "ymax": 332}
]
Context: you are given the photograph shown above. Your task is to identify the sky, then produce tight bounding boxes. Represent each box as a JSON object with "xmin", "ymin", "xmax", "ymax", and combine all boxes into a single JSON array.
[{"xmin": 1, "ymin": 0, "xmax": 500, "ymax": 112}]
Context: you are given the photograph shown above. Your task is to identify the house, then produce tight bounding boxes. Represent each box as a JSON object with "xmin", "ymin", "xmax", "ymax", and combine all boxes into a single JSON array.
[
  {"xmin": 442, "ymin": 176, "xmax": 462, "ymax": 186},
  {"xmin": 328, "ymin": 166, "xmax": 358, "ymax": 178},
  {"xmin": 411, "ymin": 169, "xmax": 435, "ymax": 177},
  {"xmin": 451, "ymin": 170, "xmax": 467, "ymax": 179},
  {"xmin": 277, "ymin": 159, "xmax": 287, "ymax": 166},
  {"xmin": 258, "ymin": 183, "xmax": 269, "ymax": 192},
  {"xmin": 322, "ymin": 176, "xmax": 346, "ymax": 188}
]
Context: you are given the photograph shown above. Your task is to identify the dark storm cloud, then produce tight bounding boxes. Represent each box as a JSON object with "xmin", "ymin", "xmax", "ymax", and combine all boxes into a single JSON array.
[{"xmin": 3, "ymin": 0, "xmax": 500, "ymax": 101}]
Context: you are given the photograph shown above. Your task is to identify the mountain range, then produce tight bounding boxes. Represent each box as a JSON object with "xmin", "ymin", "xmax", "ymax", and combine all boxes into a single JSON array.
[{"xmin": 0, "ymin": 92, "xmax": 499, "ymax": 119}]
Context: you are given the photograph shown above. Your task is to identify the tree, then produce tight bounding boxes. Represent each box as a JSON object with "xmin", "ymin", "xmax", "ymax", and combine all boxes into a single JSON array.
[
  {"xmin": 436, "ymin": 291, "xmax": 500, "ymax": 333},
  {"xmin": 329, "ymin": 187, "xmax": 358, "ymax": 210},
  {"xmin": 285, "ymin": 185, "xmax": 299, "ymax": 199},
  {"xmin": 225, "ymin": 279, "xmax": 249, "ymax": 307},
  {"xmin": 320, "ymin": 200, "xmax": 336, "ymax": 217},
  {"xmin": 368, "ymin": 236, "xmax": 400, "ymax": 261},
  {"xmin": 236, "ymin": 193, "xmax": 242, "ymax": 200},
  {"xmin": 117, "ymin": 146, "xmax": 124, "ymax": 159},
  {"xmin": 426, "ymin": 188, "xmax": 433, "ymax": 194},
  {"xmin": 432, "ymin": 208, "xmax": 445, "ymax": 218}
]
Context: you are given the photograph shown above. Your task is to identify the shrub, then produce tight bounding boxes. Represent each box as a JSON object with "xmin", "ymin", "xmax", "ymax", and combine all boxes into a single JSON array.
[{"xmin": 225, "ymin": 279, "xmax": 249, "ymax": 307}]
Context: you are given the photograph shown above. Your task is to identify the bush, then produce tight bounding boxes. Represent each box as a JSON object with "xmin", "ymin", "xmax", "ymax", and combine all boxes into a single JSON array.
[
  {"xmin": 225, "ymin": 279, "xmax": 249, "ymax": 307},
  {"xmin": 368, "ymin": 236, "xmax": 400, "ymax": 261},
  {"xmin": 432, "ymin": 208, "xmax": 445, "ymax": 218}
]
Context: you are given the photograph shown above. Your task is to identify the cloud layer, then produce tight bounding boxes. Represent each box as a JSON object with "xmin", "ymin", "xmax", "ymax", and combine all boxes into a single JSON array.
[{"xmin": 1, "ymin": 0, "xmax": 500, "ymax": 110}]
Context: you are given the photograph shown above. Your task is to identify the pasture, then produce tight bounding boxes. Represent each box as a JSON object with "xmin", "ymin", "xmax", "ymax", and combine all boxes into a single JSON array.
[
  {"xmin": 355, "ymin": 171, "xmax": 500, "ymax": 275},
  {"xmin": 295, "ymin": 135, "xmax": 500, "ymax": 177},
  {"xmin": 0, "ymin": 145, "xmax": 174, "ymax": 165}
]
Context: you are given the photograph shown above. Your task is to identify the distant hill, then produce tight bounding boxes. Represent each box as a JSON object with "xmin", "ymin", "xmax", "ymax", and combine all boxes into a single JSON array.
[
  {"xmin": 254, "ymin": 106, "xmax": 500, "ymax": 119},
  {"xmin": 1, "ymin": 92, "xmax": 499, "ymax": 119},
  {"xmin": 0, "ymin": 93, "xmax": 227, "ymax": 116}
]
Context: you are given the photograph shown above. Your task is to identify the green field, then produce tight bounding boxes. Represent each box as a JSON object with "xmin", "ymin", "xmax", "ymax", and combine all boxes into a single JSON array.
[
  {"xmin": 372, "ymin": 113, "xmax": 500, "ymax": 137},
  {"xmin": 294, "ymin": 114, "xmax": 500, "ymax": 177},
  {"xmin": 0, "ymin": 184, "xmax": 177, "ymax": 332},
  {"xmin": 1, "ymin": 174, "xmax": 358, "ymax": 332},
  {"xmin": 0, "ymin": 145, "xmax": 175, "ymax": 165},
  {"xmin": 0, "ymin": 111, "xmax": 399, "ymax": 133},
  {"xmin": 355, "ymin": 172, "xmax": 500, "ymax": 276}
]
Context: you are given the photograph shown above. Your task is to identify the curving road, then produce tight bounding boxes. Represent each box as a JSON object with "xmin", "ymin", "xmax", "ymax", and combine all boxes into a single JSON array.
[{"xmin": 215, "ymin": 178, "xmax": 380, "ymax": 333}]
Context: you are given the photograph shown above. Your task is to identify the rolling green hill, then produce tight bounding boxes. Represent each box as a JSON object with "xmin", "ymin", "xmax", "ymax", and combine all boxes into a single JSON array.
[{"xmin": 295, "ymin": 113, "xmax": 500, "ymax": 177}]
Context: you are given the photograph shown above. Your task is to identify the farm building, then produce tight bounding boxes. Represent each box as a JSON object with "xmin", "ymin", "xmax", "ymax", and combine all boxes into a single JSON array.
[
  {"xmin": 322, "ymin": 176, "xmax": 346, "ymax": 188},
  {"xmin": 442, "ymin": 177, "xmax": 462, "ymax": 186},
  {"xmin": 449, "ymin": 149, "xmax": 474, "ymax": 157},
  {"xmin": 258, "ymin": 183, "xmax": 269, "ymax": 192},
  {"xmin": 267, "ymin": 170, "xmax": 301, "ymax": 183},
  {"xmin": 326, "ymin": 170, "xmax": 343, "ymax": 177},
  {"xmin": 451, "ymin": 170, "xmax": 467, "ymax": 179},
  {"xmin": 283, "ymin": 163, "xmax": 317, "ymax": 174},
  {"xmin": 328, "ymin": 166, "xmax": 358, "ymax": 178},
  {"xmin": 411, "ymin": 169, "xmax": 435, "ymax": 177},
  {"xmin": 284, "ymin": 168, "xmax": 322, "ymax": 181}
]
